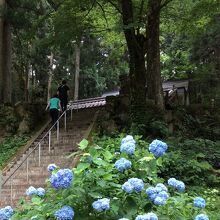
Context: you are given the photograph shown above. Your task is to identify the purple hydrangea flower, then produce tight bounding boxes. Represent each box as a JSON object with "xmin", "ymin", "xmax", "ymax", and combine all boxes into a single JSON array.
[
  {"xmin": 194, "ymin": 197, "xmax": 206, "ymax": 208},
  {"xmin": 114, "ymin": 158, "xmax": 132, "ymax": 172},
  {"xmin": 54, "ymin": 206, "xmax": 74, "ymax": 220},
  {"xmin": 149, "ymin": 139, "xmax": 168, "ymax": 157},
  {"xmin": 92, "ymin": 198, "xmax": 110, "ymax": 212}
]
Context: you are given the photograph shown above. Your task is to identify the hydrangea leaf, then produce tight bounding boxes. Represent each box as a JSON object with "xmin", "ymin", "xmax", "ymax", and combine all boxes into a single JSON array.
[
  {"xmin": 31, "ymin": 197, "xmax": 42, "ymax": 205},
  {"xmin": 78, "ymin": 139, "xmax": 89, "ymax": 150},
  {"xmin": 102, "ymin": 150, "xmax": 113, "ymax": 161},
  {"xmin": 88, "ymin": 192, "xmax": 103, "ymax": 198},
  {"xmin": 75, "ymin": 162, "xmax": 90, "ymax": 174}
]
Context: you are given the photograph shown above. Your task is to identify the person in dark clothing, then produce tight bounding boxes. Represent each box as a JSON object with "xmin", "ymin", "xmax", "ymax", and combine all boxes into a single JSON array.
[
  {"xmin": 57, "ymin": 80, "xmax": 70, "ymax": 111},
  {"xmin": 45, "ymin": 94, "xmax": 62, "ymax": 128}
]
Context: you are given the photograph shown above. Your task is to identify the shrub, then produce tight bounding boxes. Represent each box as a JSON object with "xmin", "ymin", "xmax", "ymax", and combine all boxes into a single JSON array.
[{"xmin": 9, "ymin": 135, "xmax": 218, "ymax": 220}]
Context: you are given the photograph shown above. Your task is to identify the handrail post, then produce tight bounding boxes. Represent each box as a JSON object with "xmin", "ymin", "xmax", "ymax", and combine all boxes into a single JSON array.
[
  {"xmin": 57, "ymin": 120, "xmax": 59, "ymax": 141},
  {"xmin": 10, "ymin": 178, "xmax": 13, "ymax": 205},
  {"xmin": 38, "ymin": 143, "xmax": 41, "ymax": 166},
  {"xmin": 26, "ymin": 158, "xmax": 29, "ymax": 182},
  {"xmin": 64, "ymin": 111, "xmax": 67, "ymax": 131},
  {"xmin": 0, "ymin": 170, "xmax": 2, "ymax": 198},
  {"xmin": 49, "ymin": 130, "xmax": 51, "ymax": 152}
]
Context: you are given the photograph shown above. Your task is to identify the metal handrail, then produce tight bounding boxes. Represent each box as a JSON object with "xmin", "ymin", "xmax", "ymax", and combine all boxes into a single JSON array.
[
  {"xmin": 1, "ymin": 96, "xmax": 107, "ymax": 202},
  {"xmin": 69, "ymin": 96, "xmax": 105, "ymax": 104},
  {"xmin": 2, "ymin": 109, "xmax": 68, "ymax": 187}
]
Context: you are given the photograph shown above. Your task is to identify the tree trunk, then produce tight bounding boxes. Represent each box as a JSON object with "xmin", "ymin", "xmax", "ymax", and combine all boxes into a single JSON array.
[
  {"xmin": 0, "ymin": 0, "xmax": 5, "ymax": 103},
  {"xmin": 215, "ymin": 37, "xmax": 220, "ymax": 79},
  {"xmin": 147, "ymin": 0, "xmax": 164, "ymax": 109},
  {"xmin": 74, "ymin": 43, "xmax": 80, "ymax": 101},
  {"xmin": 25, "ymin": 63, "xmax": 32, "ymax": 102},
  {"xmin": 47, "ymin": 52, "xmax": 53, "ymax": 102},
  {"xmin": 121, "ymin": 0, "xmax": 147, "ymax": 124},
  {"xmin": 2, "ymin": 19, "xmax": 12, "ymax": 104}
]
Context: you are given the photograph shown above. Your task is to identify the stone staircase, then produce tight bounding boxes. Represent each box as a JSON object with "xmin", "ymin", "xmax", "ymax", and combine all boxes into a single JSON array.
[{"xmin": 0, "ymin": 108, "xmax": 98, "ymax": 207}]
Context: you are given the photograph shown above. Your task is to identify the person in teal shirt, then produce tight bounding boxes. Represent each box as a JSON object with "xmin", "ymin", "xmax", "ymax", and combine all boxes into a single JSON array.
[{"xmin": 46, "ymin": 94, "xmax": 62, "ymax": 128}]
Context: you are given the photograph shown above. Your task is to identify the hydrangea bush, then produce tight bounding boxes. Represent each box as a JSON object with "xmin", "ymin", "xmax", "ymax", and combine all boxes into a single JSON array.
[{"xmin": 9, "ymin": 135, "xmax": 217, "ymax": 220}]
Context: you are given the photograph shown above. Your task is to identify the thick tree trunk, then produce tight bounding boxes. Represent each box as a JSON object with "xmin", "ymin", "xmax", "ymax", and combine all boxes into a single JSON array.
[
  {"xmin": 74, "ymin": 43, "xmax": 80, "ymax": 101},
  {"xmin": 25, "ymin": 63, "xmax": 32, "ymax": 102},
  {"xmin": 47, "ymin": 53, "xmax": 53, "ymax": 102},
  {"xmin": 215, "ymin": 38, "xmax": 220, "ymax": 79},
  {"xmin": 147, "ymin": 0, "xmax": 164, "ymax": 109},
  {"xmin": 0, "ymin": 0, "xmax": 5, "ymax": 103},
  {"xmin": 121, "ymin": 0, "xmax": 147, "ymax": 123},
  {"xmin": 2, "ymin": 19, "xmax": 12, "ymax": 104}
]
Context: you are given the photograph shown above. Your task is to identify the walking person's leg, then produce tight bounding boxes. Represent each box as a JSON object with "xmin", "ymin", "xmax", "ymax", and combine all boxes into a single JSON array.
[
  {"xmin": 50, "ymin": 109, "xmax": 58, "ymax": 128},
  {"xmin": 60, "ymin": 99, "xmax": 64, "ymax": 112},
  {"xmin": 50, "ymin": 109, "xmax": 55, "ymax": 124},
  {"xmin": 63, "ymin": 98, "xmax": 68, "ymax": 111}
]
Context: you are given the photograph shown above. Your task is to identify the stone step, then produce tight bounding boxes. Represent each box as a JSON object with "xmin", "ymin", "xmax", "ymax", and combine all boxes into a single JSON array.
[{"xmin": 0, "ymin": 108, "xmax": 97, "ymax": 206}]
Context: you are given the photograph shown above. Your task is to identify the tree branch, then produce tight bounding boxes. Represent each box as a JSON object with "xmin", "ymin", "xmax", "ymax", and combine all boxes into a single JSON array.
[
  {"xmin": 107, "ymin": 0, "xmax": 122, "ymax": 14},
  {"xmin": 160, "ymin": 0, "xmax": 173, "ymax": 10},
  {"xmin": 96, "ymin": 0, "xmax": 109, "ymax": 28}
]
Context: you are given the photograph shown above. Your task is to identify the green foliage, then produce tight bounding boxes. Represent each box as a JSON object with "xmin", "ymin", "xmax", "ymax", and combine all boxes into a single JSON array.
[
  {"xmin": 159, "ymin": 138, "xmax": 220, "ymax": 186},
  {"xmin": 148, "ymin": 120, "xmax": 170, "ymax": 139},
  {"xmin": 0, "ymin": 106, "xmax": 19, "ymax": 133},
  {"xmin": 0, "ymin": 135, "xmax": 28, "ymax": 169},
  {"xmin": 173, "ymin": 107, "xmax": 220, "ymax": 141},
  {"xmin": 11, "ymin": 135, "xmax": 219, "ymax": 219}
]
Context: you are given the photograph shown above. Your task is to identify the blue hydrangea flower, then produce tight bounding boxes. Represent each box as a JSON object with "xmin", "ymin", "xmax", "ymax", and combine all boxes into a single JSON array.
[
  {"xmin": 92, "ymin": 198, "xmax": 110, "ymax": 212},
  {"xmin": 54, "ymin": 206, "xmax": 74, "ymax": 220},
  {"xmin": 127, "ymin": 178, "xmax": 144, "ymax": 192},
  {"xmin": 114, "ymin": 158, "xmax": 132, "ymax": 172},
  {"xmin": 195, "ymin": 214, "xmax": 209, "ymax": 220},
  {"xmin": 0, "ymin": 206, "xmax": 13, "ymax": 220},
  {"xmin": 26, "ymin": 186, "xmax": 38, "ymax": 196},
  {"xmin": 175, "ymin": 181, "xmax": 185, "ymax": 192},
  {"xmin": 167, "ymin": 178, "xmax": 176, "ymax": 186},
  {"xmin": 167, "ymin": 178, "xmax": 185, "ymax": 192},
  {"xmin": 149, "ymin": 139, "xmax": 168, "ymax": 157},
  {"xmin": 154, "ymin": 196, "xmax": 166, "ymax": 205},
  {"xmin": 37, "ymin": 187, "xmax": 45, "ymax": 197},
  {"xmin": 121, "ymin": 135, "xmax": 136, "ymax": 144},
  {"xmin": 48, "ymin": 164, "xmax": 57, "ymax": 172},
  {"xmin": 157, "ymin": 191, "xmax": 169, "ymax": 200},
  {"xmin": 122, "ymin": 182, "xmax": 134, "ymax": 193},
  {"xmin": 146, "ymin": 183, "xmax": 169, "ymax": 206},
  {"xmin": 50, "ymin": 169, "xmax": 74, "ymax": 189},
  {"xmin": 194, "ymin": 197, "xmax": 206, "ymax": 208},
  {"xmin": 120, "ymin": 142, "xmax": 136, "ymax": 155},
  {"xmin": 118, "ymin": 218, "xmax": 130, "ymax": 220},
  {"xmin": 155, "ymin": 183, "xmax": 168, "ymax": 192},
  {"xmin": 135, "ymin": 212, "xmax": 158, "ymax": 220}
]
